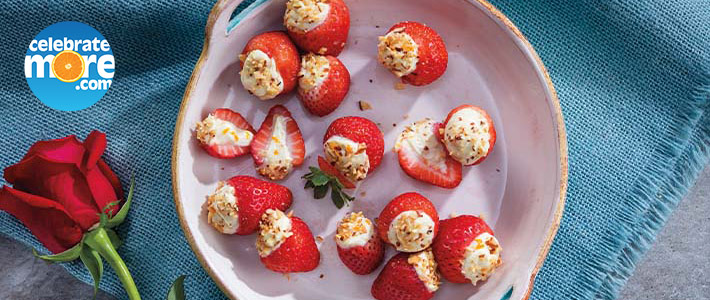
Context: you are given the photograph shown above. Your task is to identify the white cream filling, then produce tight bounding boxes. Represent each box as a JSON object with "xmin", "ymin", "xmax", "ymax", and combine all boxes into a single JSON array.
[
  {"xmin": 335, "ymin": 212, "xmax": 374, "ymax": 249},
  {"xmin": 324, "ymin": 135, "xmax": 370, "ymax": 182},
  {"xmin": 461, "ymin": 232, "xmax": 502, "ymax": 285},
  {"xmin": 443, "ymin": 107, "xmax": 492, "ymax": 165},
  {"xmin": 195, "ymin": 115, "xmax": 253, "ymax": 147},
  {"xmin": 377, "ymin": 28, "xmax": 419, "ymax": 77},
  {"xmin": 394, "ymin": 118, "xmax": 448, "ymax": 172},
  {"xmin": 256, "ymin": 209, "xmax": 293, "ymax": 257},
  {"xmin": 387, "ymin": 210, "xmax": 435, "ymax": 252},
  {"xmin": 240, "ymin": 49, "xmax": 284, "ymax": 100},
  {"xmin": 298, "ymin": 53, "xmax": 330, "ymax": 91},
  {"xmin": 408, "ymin": 249, "xmax": 440, "ymax": 293},
  {"xmin": 284, "ymin": 0, "xmax": 330, "ymax": 33},
  {"xmin": 257, "ymin": 115, "xmax": 294, "ymax": 180},
  {"xmin": 206, "ymin": 182, "xmax": 239, "ymax": 234}
]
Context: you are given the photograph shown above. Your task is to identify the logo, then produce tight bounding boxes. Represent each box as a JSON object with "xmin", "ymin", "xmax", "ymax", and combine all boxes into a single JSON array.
[{"xmin": 25, "ymin": 21, "xmax": 114, "ymax": 111}]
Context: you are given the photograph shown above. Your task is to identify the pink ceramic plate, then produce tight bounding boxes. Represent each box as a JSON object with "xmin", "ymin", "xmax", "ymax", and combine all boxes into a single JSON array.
[{"xmin": 172, "ymin": 0, "xmax": 568, "ymax": 299}]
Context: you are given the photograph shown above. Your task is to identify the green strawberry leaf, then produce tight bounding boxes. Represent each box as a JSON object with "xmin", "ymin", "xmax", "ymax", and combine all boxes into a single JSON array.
[
  {"xmin": 311, "ymin": 173, "xmax": 330, "ymax": 186},
  {"xmin": 79, "ymin": 246, "xmax": 104, "ymax": 297},
  {"xmin": 331, "ymin": 188, "xmax": 345, "ymax": 208},
  {"xmin": 166, "ymin": 275, "xmax": 187, "ymax": 300},
  {"xmin": 107, "ymin": 175, "xmax": 135, "ymax": 228},
  {"xmin": 314, "ymin": 184, "xmax": 328, "ymax": 199},
  {"xmin": 304, "ymin": 180, "xmax": 315, "ymax": 189},
  {"xmin": 32, "ymin": 240, "xmax": 83, "ymax": 263}
]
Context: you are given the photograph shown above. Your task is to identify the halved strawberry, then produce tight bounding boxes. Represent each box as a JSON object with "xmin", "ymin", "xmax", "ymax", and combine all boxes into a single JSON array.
[
  {"xmin": 318, "ymin": 156, "xmax": 355, "ymax": 189},
  {"xmin": 432, "ymin": 215, "xmax": 502, "ymax": 285},
  {"xmin": 257, "ymin": 209, "xmax": 320, "ymax": 273},
  {"xmin": 441, "ymin": 105, "xmax": 496, "ymax": 166},
  {"xmin": 240, "ymin": 31, "xmax": 300, "ymax": 100},
  {"xmin": 376, "ymin": 192, "xmax": 439, "ymax": 252},
  {"xmin": 250, "ymin": 105, "xmax": 305, "ymax": 180},
  {"xmin": 195, "ymin": 108, "xmax": 255, "ymax": 159},
  {"xmin": 284, "ymin": 0, "xmax": 350, "ymax": 56},
  {"xmin": 335, "ymin": 212, "xmax": 385, "ymax": 275},
  {"xmin": 377, "ymin": 21, "xmax": 447, "ymax": 86},
  {"xmin": 395, "ymin": 119, "xmax": 462, "ymax": 188},
  {"xmin": 371, "ymin": 249, "xmax": 440, "ymax": 300},
  {"xmin": 298, "ymin": 53, "xmax": 351, "ymax": 117},
  {"xmin": 206, "ymin": 176, "xmax": 292, "ymax": 235}
]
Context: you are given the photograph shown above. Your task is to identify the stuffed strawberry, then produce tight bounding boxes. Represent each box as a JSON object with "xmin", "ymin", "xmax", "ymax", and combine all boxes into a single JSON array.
[
  {"xmin": 432, "ymin": 215, "xmax": 502, "ymax": 285},
  {"xmin": 335, "ymin": 212, "xmax": 385, "ymax": 275},
  {"xmin": 250, "ymin": 105, "xmax": 306, "ymax": 180},
  {"xmin": 376, "ymin": 192, "xmax": 439, "ymax": 252},
  {"xmin": 371, "ymin": 249, "xmax": 440, "ymax": 300},
  {"xmin": 377, "ymin": 21, "xmax": 447, "ymax": 86},
  {"xmin": 205, "ymin": 176, "xmax": 292, "ymax": 235},
  {"xmin": 303, "ymin": 116, "xmax": 384, "ymax": 207},
  {"xmin": 239, "ymin": 31, "xmax": 300, "ymax": 100},
  {"xmin": 441, "ymin": 105, "xmax": 496, "ymax": 166},
  {"xmin": 284, "ymin": 0, "xmax": 350, "ymax": 56},
  {"xmin": 256, "ymin": 209, "xmax": 320, "ymax": 273},
  {"xmin": 195, "ymin": 108, "xmax": 255, "ymax": 159},
  {"xmin": 297, "ymin": 53, "xmax": 350, "ymax": 117},
  {"xmin": 395, "ymin": 118, "xmax": 462, "ymax": 188}
]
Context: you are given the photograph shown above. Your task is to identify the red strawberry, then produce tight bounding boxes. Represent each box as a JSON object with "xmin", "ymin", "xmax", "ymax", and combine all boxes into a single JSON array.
[
  {"xmin": 240, "ymin": 31, "xmax": 300, "ymax": 99},
  {"xmin": 297, "ymin": 53, "xmax": 350, "ymax": 117},
  {"xmin": 335, "ymin": 212, "xmax": 385, "ymax": 275},
  {"xmin": 376, "ymin": 192, "xmax": 439, "ymax": 252},
  {"xmin": 395, "ymin": 119, "xmax": 462, "ymax": 188},
  {"xmin": 206, "ymin": 176, "xmax": 292, "ymax": 235},
  {"xmin": 195, "ymin": 108, "xmax": 256, "ymax": 159},
  {"xmin": 318, "ymin": 155, "xmax": 355, "ymax": 189},
  {"xmin": 284, "ymin": 0, "xmax": 350, "ymax": 56},
  {"xmin": 323, "ymin": 116, "xmax": 385, "ymax": 177},
  {"xmin": 378, "ymin": 22, "xmax": 447, "ymax": 86},
  {"xmin": 258, "ymin": 210, "xmax": 320, "ymax": 273},
  {"xmin": 371, "ymin": 250, "xmax": 440, "ymax": 300},
  {"xmin": 250, "ymin": 105, "xmax": 306, "ymax": 180},
  {"xmin": 442, "ymin": 105, "xmax": 496, "ymax": 166},
  {"xmin": 432, "ymin": 215, "xmax": 502, "ymax": 284}
]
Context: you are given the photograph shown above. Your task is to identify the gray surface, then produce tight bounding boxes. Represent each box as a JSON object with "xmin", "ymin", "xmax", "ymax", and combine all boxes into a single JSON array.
[{"xmin": 0, "ymin": 167, "xmax": 708, "ymax": 300}]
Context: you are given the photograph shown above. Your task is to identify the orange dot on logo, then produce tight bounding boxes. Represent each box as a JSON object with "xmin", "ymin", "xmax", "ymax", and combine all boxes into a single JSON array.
[{"xmin": 51, "ymin": 50, "xmax": 85, "ymax": 83}]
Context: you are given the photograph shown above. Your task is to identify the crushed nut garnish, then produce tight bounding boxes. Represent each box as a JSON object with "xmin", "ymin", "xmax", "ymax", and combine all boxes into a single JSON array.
[{"xmin": 358, "ymin": 100, "xmax": 373, "ymax": 111}]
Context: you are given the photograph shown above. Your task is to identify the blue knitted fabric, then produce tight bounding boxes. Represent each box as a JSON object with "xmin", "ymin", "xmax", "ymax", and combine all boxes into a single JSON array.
[{"xmin": 0, "ymin": 0, "xmax": 708, "ymax": 299}]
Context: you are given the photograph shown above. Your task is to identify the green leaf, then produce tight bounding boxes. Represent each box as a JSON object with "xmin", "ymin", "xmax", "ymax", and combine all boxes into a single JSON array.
[
  {"xmin": 304, "ymin": 180, "xmax": 315, "ymax": 189},
  {"xmin": 33, "ymin": 240, "xmax": 83, "ymax": 263},
  {"xmin": 331, "ymin": 189, "xmax": 345, "ymax": 209},
  {"xmin": 107, "ymin": 175, "xmax": 135, "ymax": 228},
  {"xmin": 313, "ymin": 185, "xmax": 328, "ymax": 199},
  {"xmin": 105, "ymin": 228, "xmax": 123, "ymax": 249},
  {"xmin": 79, "ymin": 246, "xmax": 104, "ymax": 297},
  {"xmin": 311, "ymin": 173, "xmax": 330, "ymax": 186},
  {"xmin": 166, "ymin": 275, "xmax": 187, "ymax": 300}
]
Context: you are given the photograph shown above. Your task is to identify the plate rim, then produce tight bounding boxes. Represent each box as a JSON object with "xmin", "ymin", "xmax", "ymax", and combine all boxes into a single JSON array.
[{"xmin": 170, "ymin": 0, "xmax": 569, "ymax": 299}]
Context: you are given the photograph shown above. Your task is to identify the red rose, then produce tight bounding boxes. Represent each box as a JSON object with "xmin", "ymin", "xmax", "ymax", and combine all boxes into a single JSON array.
[{"xmin": 0, "ymin": 130, "xmax": 123, "ymax": 253}]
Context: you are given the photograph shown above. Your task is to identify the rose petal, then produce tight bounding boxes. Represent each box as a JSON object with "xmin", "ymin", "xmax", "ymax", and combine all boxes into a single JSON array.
[
  {"xmin": 0, "ymin": 186, "xmax": 84, "ymax": 253},
  {"xmin": 97, "ymin": 159, "xmax": 124, "ymax": 200},
  {"xmin": 20, "ymin": 135, "xmax": 85, "ymax": 167},
  {"xmin": 83, "ymin": 167, "xmax": 120, "ymax": 217},
  {"xmin": 82, "ymin": 131, "xmax": 107, "ymax": 170},
  {"xmin": 4, "ymin": 155, "xmax": 100, "ymax": 230}
]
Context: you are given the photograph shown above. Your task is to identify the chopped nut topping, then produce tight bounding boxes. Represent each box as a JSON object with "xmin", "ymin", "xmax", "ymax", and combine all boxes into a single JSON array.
[
  {"xmin": 284, "ymin": 0, "xmax": 330, "ymax": 33},
  {"xmin": 408, "ymin": 249, "xmax": 440, "ymax": 292},
  {"xmin": 256, "ymin": 115, "xmax": 293, "ymax": 180},
  {"xmin": 298, "ymin": 53, "xmax": 330, "ymax": 91},
  {"xmin": 358, "ymin": 100, "xmax": 373, "ymax": 111},
  {"xmin": 335, "ymin": 212, "xmax": 374, "ymax": 248},
  {"xmin": 394, "ymin": 82, "xmax": 407, "ymax": 90},
  {"xmin": 240, "ymin": 49, "xmax": 284, "ymax": 100},
  {"xmin": 461, "ymin": 232, "xmax": 502, "ymax": 285},
  {"xmin": 206, "ymin": 182, "xmax": 239, "ymax": 234},
  {"xmin": 387, "ymin": 210, "xmax": 436, "ymax": 252},
  {"xmin": 443, "ymin": 107, "xmax": 492, "ymax": 165},
  {"xmin": 394, "ymin": 118, "xmax": 449, "ymax": 172},
  {"xmin": 378, "ymin": 27, "xmax": 419, "ymax": 77},
  {"xmin": 324, "ymin": 136, "xmax": 370, "ymax": 182},
  {"xmin": 195, "ymin": 115, "xmax": 253, "ymax": 147},
  {"xmin": 256, "ymin": 209, "xmax": 293, "ymax": 257}
]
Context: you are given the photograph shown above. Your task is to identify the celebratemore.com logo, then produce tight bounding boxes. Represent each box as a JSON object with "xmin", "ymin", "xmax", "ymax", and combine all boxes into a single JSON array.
[{"xmin": 24, "ymin": 21, "xmax": 114, "ymax": 111}]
